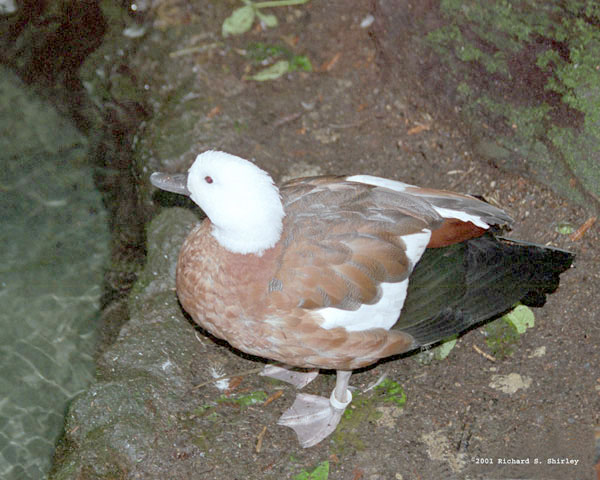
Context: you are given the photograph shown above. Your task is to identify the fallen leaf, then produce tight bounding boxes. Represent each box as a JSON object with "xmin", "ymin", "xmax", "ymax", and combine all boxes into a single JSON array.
[
  {"xmin": 434, "ymin": 337, "xmax": 457, "ymax": 360},
  {"xmin": 489, "ymin": 373, "xmax": 532, "ymax": 394},
  {"xmin": 503, "ymin": 304, "xmax": 535, "ymax": 334},
  {"xmin": 280, "ymin": 34, "xmax": 299, "ymax": 47},
  {"xmin": 256, "ymin": 10, "xmax": 278, "ymax": 28},
  {"xmin": 225, "ymin": 376, "xmax": 243, "ymax": 395},
  {"xmin": 222, "ymin": 5, "xmax": 255, "ymax": 37},
  {"xmin": 207, "ymin": 106, "xmax": 221, "ymax": 118},
  {"xmin": 250, "ymin": 60, "xmax": 290, "ymax": 81},
  {"xmin": 351, "ymin": 467, "xmax": 364, "ymax": 480}
]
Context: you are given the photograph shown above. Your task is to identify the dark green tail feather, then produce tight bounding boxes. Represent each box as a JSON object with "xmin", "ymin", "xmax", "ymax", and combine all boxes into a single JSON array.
[{"xmin": 397, "ymin": 234, "xmax": 574, "ymax": 347}]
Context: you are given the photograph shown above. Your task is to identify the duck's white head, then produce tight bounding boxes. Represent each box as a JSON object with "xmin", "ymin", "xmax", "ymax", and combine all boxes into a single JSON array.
[{"xmin": 151, "ymin": 151, "xmax": 285, "ymax": 255}]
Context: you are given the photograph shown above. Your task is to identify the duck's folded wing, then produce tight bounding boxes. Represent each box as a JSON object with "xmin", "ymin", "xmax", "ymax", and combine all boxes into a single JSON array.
[
  {"xmin": 270, "ymin": 177, "xmax": 443, "ymax": 313},
  {"xmin": 346, "ymin": 175, "xmax": 513, "ymax": 227}
]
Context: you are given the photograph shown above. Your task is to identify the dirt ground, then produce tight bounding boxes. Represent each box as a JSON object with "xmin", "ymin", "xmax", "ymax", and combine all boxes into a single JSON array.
[
  {"xmin": 154, "ymin": 2, "xmax": 600, "ymax": 479},
  {"xmin": 9, "ymin": 0, "xmax": 597, "ymax": 478},
  {"xmin": 51, "ymin": 1, "xmax": 598, "ymax": 478}
]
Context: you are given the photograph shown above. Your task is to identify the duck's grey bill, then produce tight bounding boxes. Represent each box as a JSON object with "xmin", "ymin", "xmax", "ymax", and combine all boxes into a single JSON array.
[{"xmin": 150, "ymin": 172, "xmax": 190, "ymax": 196}]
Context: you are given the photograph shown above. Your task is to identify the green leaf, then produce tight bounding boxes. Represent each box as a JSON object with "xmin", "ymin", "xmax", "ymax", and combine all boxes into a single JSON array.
[
  {"xmin": 555, "ymin": 222, "xmax": 575, "ymax": 235},
  {"xmin": 256, "ymin": 10, "xmax": 279, "ymax": 28},
  {"xmin": 222, "ymin": 5, "xmax": 255, "ymax": 37},
  {"xmin": 294, "ymin": 461, "xmax": 329, "ymax": 480},
  {"xmin": 485, "ymin": 317, "xmax": 520, "ymax": 359},
  {"xmin": 250, "ymin": 59, "xmax": 290, "ymax": 81},
  {"xmin": 503, "ymin": 304, "xmax": 535, "ymax": 334},
  {"xmin": 434, "ymin": 337, "xmax": 457, "ymax": 360}
]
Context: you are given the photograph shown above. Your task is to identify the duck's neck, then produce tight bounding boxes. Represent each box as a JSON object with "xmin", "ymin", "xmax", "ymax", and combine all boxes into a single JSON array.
[{"xmin": 210, "ymin": 212, "xmax": 284, "ymax": 256}]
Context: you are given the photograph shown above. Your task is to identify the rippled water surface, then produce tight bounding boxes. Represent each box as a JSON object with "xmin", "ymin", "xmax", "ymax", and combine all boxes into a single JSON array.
[{"xmin": 0, "ymin": 67, "xmax": 109, "ymax": 479}]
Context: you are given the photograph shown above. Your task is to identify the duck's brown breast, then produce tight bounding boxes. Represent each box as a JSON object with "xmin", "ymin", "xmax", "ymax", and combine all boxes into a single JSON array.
[{"xmin": 175, "ymin": 220, "xmax": 415, "ymax": 370}]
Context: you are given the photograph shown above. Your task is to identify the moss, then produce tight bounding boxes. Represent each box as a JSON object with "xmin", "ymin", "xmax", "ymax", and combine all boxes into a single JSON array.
[
  {"xmin": 332, "ymin": 379, "xmax": 406, "ymax": 453},
  {"xmin": 217, "ymin": 390, "xmax": 268, "ymax": 406},
  {"xmin": 548, "ymin": 125, "xmax": 600, "ymax": 199},
  {"xmin": 544, "ymin": 37, "xmax": 600, "ymax": 133},
  {"xmin": 190, "ymin": 433, "xmax": 213, "ymax": 451},
  {"xmin": 374, "ymin": 378, "xmax": 407, "ymax": 407},
  {"xmin": 246, "ymin": 42, "xmax": 289, "ymax": 64},
  {"xmin": 331, "ymin": 391, "xmax": 378, "ymax": 453},
  {"xmin": 191, "ymin": 404, "xmax": 215, "ymax": 417},
  {"xmin": 233, "ymin": 119, "xmax": 249, "ymax": 133},
  {"xmin": 425, "ymin": 0, "xmax": 600, "ymax": 207}
]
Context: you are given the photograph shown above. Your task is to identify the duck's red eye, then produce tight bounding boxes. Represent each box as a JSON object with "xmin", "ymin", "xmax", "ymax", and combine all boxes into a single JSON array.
[{"xmin": 204, "ymin": 176, "xmax": 213, "ymax": 184}]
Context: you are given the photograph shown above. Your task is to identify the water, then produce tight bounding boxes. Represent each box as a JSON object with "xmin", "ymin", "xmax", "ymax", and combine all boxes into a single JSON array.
[{"xmin": 0, "ymin": 67, "xmax": 110, "ymax": 479}]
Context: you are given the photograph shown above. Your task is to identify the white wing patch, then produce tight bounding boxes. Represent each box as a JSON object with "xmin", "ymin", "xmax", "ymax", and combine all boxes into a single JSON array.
[
  {"xmin": 318, "ymin": 280, "xmax": 409, "ymax": 332},
  {"xmin": 318, "ymin": 229, "xmax": 431, "ymax": 332},
  {"xmin": 347, "ymin": 174, "xmax": 491, "ymax": 229},
  {"xmin": 429, "ymin": 206, "xmax": 489, "ymax": 229},
  {"xmin": 402, "ymin": 230, "xmax": 432, "ymax": 268},
  {"xmin": 346, "ymin": 174, "xmax": 413, "ymax": 191}
]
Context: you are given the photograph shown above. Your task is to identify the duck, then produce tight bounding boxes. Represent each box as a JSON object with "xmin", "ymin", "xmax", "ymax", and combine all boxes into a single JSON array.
[{"xmin": 150, "ymin": 150, "xmax": 574, "ymax": 448}]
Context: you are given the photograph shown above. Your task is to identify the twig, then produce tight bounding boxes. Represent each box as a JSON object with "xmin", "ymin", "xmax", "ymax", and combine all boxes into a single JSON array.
[
  {"xmin": 407, "ymin": 123, "xmax": 431, "ymax": 135},
  {"xmin": 473, "ymin": 344, "xmax": 496, "ymax": 362},
  {"xmin": 197, "ymin": 465, "xmax": 216, "ymax": 475},
  {"xmin": 321, "ymin": 52, "xmax": 341, "ymax": 72},
  {"xmin": 194, "ymin": 331, "xmax": 206, "ymax": 344},
  {"xmin": 263, "ymin": 390, "xmax": 284, "ymax": 406},
  {"xmin": 256, "ymin": 426, "xmax": 267, "ymax": 453},
  {"xmin": 449, "ymin": 166, "xmax": 476, "ymax": 190},
  {"xmin": 272, "ymin": 112, "xmax": 302, "ymax": 128},
  {"xmin": 169, "ymin": 43, "xmax": 221, "ymax": 58},
  {"xmin": 570, "ymin": 216, "xmax": 596, "ymax": 241},
  {"xmin": 329, "ymin": 119, "xmax": 370, "ymax": 129}
]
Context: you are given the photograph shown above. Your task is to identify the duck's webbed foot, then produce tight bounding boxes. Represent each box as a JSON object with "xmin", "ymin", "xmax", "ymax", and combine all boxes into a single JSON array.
[{"xmin": 278, "ymin": 370, "xmax": 352, "ymax": 448}]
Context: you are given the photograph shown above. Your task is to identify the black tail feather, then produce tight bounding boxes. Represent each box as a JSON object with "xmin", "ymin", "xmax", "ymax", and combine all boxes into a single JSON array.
[{"xmin": 396, "ymin": 234, "xmax": 574, "ymax": 347}]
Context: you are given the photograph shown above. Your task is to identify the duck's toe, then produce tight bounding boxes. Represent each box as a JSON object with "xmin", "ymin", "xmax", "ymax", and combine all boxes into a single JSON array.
[
  {"xmin": 278, "ymin": 390, "xmax": 352, "ymax": 448},
  {"xmin": 260, "ymin": 364, "xmax": 319, "ymax": 389}
]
